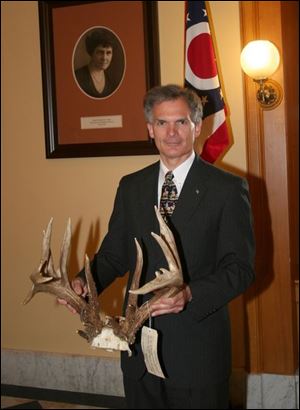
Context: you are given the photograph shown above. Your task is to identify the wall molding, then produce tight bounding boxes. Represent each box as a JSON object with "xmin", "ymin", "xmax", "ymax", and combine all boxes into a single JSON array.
[
  {"xmin": 1, "ymin": 349, "xmax": 124, "ymax": 397},
  {"xmin": 2, "ymin": 349, "xmax": 298, "ymax": 409}
]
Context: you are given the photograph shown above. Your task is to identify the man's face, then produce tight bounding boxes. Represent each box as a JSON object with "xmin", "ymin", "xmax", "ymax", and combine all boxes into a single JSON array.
[
  {"xmin": 92, "ymin": 45, "xmax": 113, "ymax": 70},
  {"xmin": 147, "ymin": 97, "xmax": 201, "ymax": 168}
]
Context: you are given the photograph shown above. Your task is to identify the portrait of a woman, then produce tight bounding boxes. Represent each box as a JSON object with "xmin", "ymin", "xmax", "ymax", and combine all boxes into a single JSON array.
[{"xmin": 74, "ymin": 28, "xmax": 125, "ymax": 99}]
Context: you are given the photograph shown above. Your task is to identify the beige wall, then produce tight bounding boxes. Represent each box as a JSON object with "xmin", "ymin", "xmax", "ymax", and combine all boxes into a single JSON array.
[{"xmin": 1, "ymin": 1, "xmax": 246, "ymax": 356}]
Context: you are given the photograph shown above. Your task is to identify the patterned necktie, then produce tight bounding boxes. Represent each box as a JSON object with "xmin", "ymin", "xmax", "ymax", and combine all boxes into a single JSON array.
[{"xmin": 159, "ymin": 171, "xmax": 178, "ymax": 222}]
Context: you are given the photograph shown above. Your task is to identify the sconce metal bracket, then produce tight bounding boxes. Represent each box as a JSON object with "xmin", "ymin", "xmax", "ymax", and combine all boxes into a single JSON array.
[{"xmin": 254, "ymin": 79, "xmax": 283, "ymax": 110}]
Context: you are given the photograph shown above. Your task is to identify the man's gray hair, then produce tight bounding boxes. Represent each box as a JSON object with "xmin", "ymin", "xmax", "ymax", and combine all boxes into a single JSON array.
[{"xmin": 143, "ymin": 84, "xmax": 203, "ymax": 124}]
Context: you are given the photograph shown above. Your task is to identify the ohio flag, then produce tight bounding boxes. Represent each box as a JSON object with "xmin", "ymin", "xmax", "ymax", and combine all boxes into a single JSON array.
[{"xmin": 185, "ymin": 1, "xmax": 230, "ymax": 163}]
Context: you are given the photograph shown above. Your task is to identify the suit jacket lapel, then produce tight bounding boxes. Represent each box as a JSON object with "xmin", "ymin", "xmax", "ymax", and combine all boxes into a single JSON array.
[
  {"xmin": 136, "ymin": 161, "xmax": 160, "ymax": 233},
  {"xmin": 172, "ymin": 156, "xmax": 208, "ymax": 229},
  {"xmin": 134, "ymin": 161, "xmax": 166, "ymax": 275}
]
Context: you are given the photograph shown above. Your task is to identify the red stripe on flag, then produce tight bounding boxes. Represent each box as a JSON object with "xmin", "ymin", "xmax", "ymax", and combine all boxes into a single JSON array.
[{"xmin": 200, "ymin": 121, "xmax": 229, "ymax": 163}]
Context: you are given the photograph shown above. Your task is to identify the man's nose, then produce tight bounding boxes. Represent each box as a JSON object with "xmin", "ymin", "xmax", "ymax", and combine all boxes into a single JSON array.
[{"xmin": 167, "ymin": 123, "xmax": 176, "ymax": 136}]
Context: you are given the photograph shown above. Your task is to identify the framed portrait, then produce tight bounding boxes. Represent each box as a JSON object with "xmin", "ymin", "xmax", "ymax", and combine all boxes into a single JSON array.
[{"xmin": 38, "ymin": 1, "xmax": 160, "ymax": 158}]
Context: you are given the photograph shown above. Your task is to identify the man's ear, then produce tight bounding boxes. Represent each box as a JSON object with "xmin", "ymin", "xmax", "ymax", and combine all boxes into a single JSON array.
[
  {"xmin": 194, "ymin": 121, "xmax": 202, "ymax": 138},
  {"xmin": 147, "ymin": 123, "xmax": 155, "ymax": 139}
]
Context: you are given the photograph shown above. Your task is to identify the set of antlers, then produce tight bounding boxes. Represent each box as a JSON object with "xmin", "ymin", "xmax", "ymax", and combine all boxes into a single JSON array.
[{"xmin": 24, "ymin": 206, "xmax": 183, "ymax": 355}]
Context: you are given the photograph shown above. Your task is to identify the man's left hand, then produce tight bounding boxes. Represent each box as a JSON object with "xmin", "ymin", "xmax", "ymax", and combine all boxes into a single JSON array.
[{"xmin": 151, "ymin": 285, "xmax": 192, "ymax": 317}]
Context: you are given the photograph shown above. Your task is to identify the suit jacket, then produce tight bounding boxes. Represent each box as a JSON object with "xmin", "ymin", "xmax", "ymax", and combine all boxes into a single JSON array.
[{"xmin": 91, "ymin": 155, "xmax": 255, "ymax": 388}]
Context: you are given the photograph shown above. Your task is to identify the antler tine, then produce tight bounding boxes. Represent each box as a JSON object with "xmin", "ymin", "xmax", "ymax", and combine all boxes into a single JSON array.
[
  {"xmin": 23, "ymin": 218, "xmax": 55, "ymax": 305},
  {"xmin": 41, "ymin": 217, "xmax": 53, "ymax": 261},
  {"xmin": 59, "ymin": 218, "xmax": 71, "ymax": 282},
  {"xmin": 84, "ymin": 254, "xmax": 100, "ymax": 313},
  {"xmin": 111, "ymin": 239, "xmax": 143, "ymax": 343},
  {"xmin": 35, "ymin": 218, "xmax": 55, "ymax": 277},
  {"xmin": 23, "ymin": 219, "xmax": 86, "ymax": 314},
  {"xmin": 129, "ymin": 206, "xmax": 183, "ymax": 295},
  {"xmin": 77, "ymin": 255, "xmax": 104, "ymax": 341},
  {"xmin": 118, "ymin": 238, "xmax": 149, "ymax": 345},
  {"xmin": 154, "ymin": 205, "xmax": 182, "ymax": 270},
  {"xmin": 124, "ymin": 239, "xmax": 143, "ymax": 315}
]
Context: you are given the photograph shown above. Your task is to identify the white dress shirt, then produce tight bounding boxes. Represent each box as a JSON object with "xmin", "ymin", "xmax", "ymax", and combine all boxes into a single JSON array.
[{"xmin": 158, "ymin": 151, "xmax": 195, "ymax": 203}]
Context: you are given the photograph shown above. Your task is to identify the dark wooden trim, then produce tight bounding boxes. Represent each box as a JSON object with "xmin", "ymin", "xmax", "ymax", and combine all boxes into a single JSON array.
[{"xmin": 240, "ymin": 1, "xmax": 298, "ymax": 374}]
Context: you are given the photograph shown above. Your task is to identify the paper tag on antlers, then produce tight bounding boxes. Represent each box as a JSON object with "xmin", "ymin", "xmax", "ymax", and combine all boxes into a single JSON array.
[{"xmin": 141, "ymin": 326, "xmax": 166, "ymax": 379}]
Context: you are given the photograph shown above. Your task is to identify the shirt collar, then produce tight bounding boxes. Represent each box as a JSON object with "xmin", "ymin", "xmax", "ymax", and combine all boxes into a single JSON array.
[
  {"xmin": 159, "ymin": 151, "xmax": 195, "ymax": 196},
  {"xmin": 160, "ymin": 151, "xmax": 195, "ymax": 180}
]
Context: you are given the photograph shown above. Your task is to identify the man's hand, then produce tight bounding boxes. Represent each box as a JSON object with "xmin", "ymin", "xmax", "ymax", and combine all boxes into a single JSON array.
[
  {"xmin": 57, "ymin": 277, "xmax": 88, "ymax": 314},
  {"xmin": 150, "ymin": 285, "xmax": 192, "ymax": 317}
]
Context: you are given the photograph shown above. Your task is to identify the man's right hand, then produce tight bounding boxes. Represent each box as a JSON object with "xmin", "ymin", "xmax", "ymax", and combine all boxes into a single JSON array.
[{"xmin": 57, "ymin": 277, "xmax": 88, "ymax": 314}]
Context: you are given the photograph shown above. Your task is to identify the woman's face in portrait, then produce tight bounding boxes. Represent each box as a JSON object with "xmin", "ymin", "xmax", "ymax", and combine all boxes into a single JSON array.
[{"xmin": 91, "ymin": 45, "xmax": 113, "ymax": 70}]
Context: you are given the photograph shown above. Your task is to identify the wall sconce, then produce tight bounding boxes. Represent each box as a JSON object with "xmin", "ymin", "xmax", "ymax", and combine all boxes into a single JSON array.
[{"xmin": 240, "ymin": 40, "xmax": 282, "ymax": 110}]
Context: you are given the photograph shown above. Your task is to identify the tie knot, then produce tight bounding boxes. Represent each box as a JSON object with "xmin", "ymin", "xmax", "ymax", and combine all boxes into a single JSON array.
[{"xmin": 165, "ymin": 171, "xmax": 174, "ymax": 183}]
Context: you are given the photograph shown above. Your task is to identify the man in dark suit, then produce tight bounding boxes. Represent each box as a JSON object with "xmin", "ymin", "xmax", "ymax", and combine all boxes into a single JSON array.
[{"xmin": 61, "ymin": 84, "xmax": 255, "ymax": 409}]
